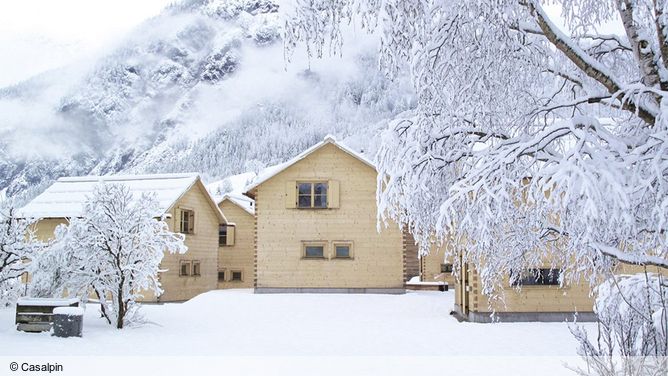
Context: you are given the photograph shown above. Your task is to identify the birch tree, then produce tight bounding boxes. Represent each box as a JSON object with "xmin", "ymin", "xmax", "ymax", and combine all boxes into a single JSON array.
[{"xmin": 285, "ymin": 0, "xmax": 668, "ymax": 368}]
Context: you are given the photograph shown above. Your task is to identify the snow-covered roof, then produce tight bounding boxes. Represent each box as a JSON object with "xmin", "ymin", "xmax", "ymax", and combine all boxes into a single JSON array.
[
  {"xmin": 244, "ymin": 135, "xmax": 375, "ymax": 193},
  {"xmin": 221, "ymin": 192, "xmax": 255, "ymax": 215},
  {"xmin": 20, "ymin": 173, "xmax": 227, "ymax": 222},
  {"xmin": 207, "ymin": 172, "xmax": 256, "ymax": 215}
]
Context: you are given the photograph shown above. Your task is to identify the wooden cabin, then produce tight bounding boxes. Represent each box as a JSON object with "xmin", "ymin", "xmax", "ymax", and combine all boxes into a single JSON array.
[
  {"xmin": 19, "ymin": 173, "xmax": 227, "ymax": 302},
  {"xmin": 216, "ymin": 193, "xmax": 255, "ymax": 289},
  {"xmin": 244, "ymin": 136, "xmax": 406, "ymax": 293},
  {"xmin": 453, "ymin": 261, "xmax": 596, "ymax": 322}
]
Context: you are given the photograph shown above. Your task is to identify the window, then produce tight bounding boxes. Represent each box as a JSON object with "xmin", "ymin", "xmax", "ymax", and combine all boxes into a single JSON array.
[
  {"xmin": 511, "ymin": 268, "xmax": 561, "ymax": 286},
  {"xmin": 333, "ymin": 242, "xmax": 353, "ymax": 259},
  {"xmin": 219, "ymin": 225, "xmax": 235, "ymax": 246},
  {"xmin": 303, "ymin": 242, "xmax": 325, "ymax": 258},
  {"xmin": 179, "ymin": 260, "xmax": 191, "ymax": 276},
  {"xmin": 231, "ymin": 271, "xmax": 243, "ymax": 282},
  {"xmin": 180, "ymin": 209, "xmax": 195, "ymax": 234},
  {"xmin": 297, "ymin": 182, "xmax": 328, "ymax": 208},
  {"xmin": 219, "ymin": 225, "xmax": 227, "ymax": 246},
  {"xmin": 192, "ymin": 261, "xmax": 201, "ymax": 276},
  {"xmin": 218, "ymin": 270, "xmax": 226, "ymax": 282},
  {"xmin": 441, "ymin": 263, "xmax": 453, "ymax": 273}
]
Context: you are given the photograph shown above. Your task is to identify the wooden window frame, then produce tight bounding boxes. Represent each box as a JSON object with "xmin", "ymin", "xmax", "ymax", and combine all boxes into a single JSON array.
[
  {"xmin": 179, "ymin": 260, "xmax": 192, "ymax": 277},
  {"xmin": 219, "ymin": 225, "xmax": 228, "ymax": 246},
  {"xmin": 332, "ymin": 241, "xmax": 353, "ymax": 259},
  {"xmin": 297, "ymin": 181, "xmax": 328, "ymax": 209},
  {"xmin": 511, "ymin": 268, "xmax": 561, "ymax": 287},
  {"xmin": 192, "ymin": 260, "xmax": 201, "ymax": 276},
  {"xmin": 179, "ymin": 208, "xmax": 195, "ymax": 234},
  {"xmin": 231, "ymin": 270, "xmax": 243, "ymax": 282},
  {"xmin": 219, "ymin": 224, "xmax": 235, "ymax": 246},
  {"xmin": 302, "ymin": 241, "xmax": 327, "ymax": 259},
  {"xmin": 441, "ymin": 263, "xmax": 453, "ymax": 273}
]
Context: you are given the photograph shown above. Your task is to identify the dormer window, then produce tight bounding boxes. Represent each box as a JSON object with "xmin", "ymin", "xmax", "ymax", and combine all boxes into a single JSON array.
[{"xmin": 297, "ymin": 182, "xmax": 328, "ymax": 209}]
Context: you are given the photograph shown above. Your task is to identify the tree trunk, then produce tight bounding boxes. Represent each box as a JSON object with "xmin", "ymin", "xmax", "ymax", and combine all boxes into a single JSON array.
[{"xmin": 116, "ymin": 278, "xmax": 125, "ymax": 329}]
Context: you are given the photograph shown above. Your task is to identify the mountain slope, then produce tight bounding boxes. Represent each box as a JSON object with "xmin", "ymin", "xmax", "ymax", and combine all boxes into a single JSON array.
[{"xmin": 0, "ymin": 0, "xmax": 414, "ymax": 206}]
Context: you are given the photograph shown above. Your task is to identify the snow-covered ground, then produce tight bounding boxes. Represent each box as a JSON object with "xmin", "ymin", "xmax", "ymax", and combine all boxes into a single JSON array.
[{"xmin": 0, "ymin": 290, "xmax": 590, "ymax": 374}]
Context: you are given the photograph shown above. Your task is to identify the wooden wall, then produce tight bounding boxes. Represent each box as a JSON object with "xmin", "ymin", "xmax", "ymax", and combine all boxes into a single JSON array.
[
  {"xmin": 32, "ymin": 218, "xmax": 68, "ymax": 242},
  {"xmin": 253, "ymin": 143, "xmax": 404, "ymax": 289},
  {"xmin": 459, "ymin": 263, "xmax": 594, "ymax": 314},
  {"xmin": 403, "ymin": 229, "xmax": 419, "ymax": 282},
  {"xmin": 159, "ymin": 182, "xmax": 220, "ymax": 302},
  {"xmin": 217, "ymin": 200, "xmax": 254, "ymax": 289},
  {"xmin": 419, "ymin": 244, "xmax": 456, "ymax": 287}
]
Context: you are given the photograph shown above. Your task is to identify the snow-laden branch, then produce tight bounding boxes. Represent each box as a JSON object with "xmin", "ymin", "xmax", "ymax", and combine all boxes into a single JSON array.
[
  {"xmin": 527, "ymin": 0, "xmax": 658, "ymax": 126},
  {"xmin": 286, "ymin": 0, "xmax": 668, "ymax": 312},
  {"xmin": 594, "ymin": 243, "xmax": 668, "ymax": 269}
]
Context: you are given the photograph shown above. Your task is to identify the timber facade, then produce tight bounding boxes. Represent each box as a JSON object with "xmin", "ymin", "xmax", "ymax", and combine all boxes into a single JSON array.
[
  {"xmin": 22, "ymin": 174, "xmax": 227, "ymax": 303},
  {"xmin": 216, "ymin": 197, "xmax": 255, "ymax": 289},
  {"xmin": 244, "ymin": 137, "xmax": 405, "ymax": 294},
  {"xmin": 21, "ymin": 136, "xmax": 614, "ymax": 322}
]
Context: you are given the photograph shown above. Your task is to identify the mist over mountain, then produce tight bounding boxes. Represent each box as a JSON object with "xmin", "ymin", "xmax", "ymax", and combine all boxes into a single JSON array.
[{"xmin": 0, "ymin": 0, "xmax": 414, "ymax": 206}]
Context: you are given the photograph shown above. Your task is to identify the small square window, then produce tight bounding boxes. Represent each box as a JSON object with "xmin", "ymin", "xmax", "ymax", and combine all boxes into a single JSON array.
[
  {"xmin": 180, "ymin": 261, "xmax": 191, "ymax": 276},
  {"xmin": 441, "ymin": 263, "xmax": 453, "ymax": 273},
  {"xmin": 231, "ymin": 271, "xmax": 242, "ymax": 281},
  {"xmin": 218, "ymin": 271, "xmax": 226, "ymax": 282},
  {"xmin": 334, "ymin": 244, "xmax": 351, "ymax": 258},
  {"xmin": 303, "ymin": 244, "xmax": 325, "ymax": 258},
  {"xmin": 192, "ymin": 261, "xmax": 201, "ymax": 276}
]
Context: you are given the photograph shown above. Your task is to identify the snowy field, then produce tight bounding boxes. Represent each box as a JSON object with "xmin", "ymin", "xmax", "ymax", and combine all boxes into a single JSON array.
[{"xmin": 0, "ymin": 290, "xmax": 591, "ymax": 375}]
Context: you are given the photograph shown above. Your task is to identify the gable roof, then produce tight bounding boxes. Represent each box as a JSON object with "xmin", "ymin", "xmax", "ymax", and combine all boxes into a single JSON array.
[
  {"xmin": 20, "ymin": 173, "xmax": 227, "ymax": 223},
  {"xmin": 244, "ymin": 135, "xmax": 375, "ymax": 193},
  {"xmin": 207, "ymin": 172, "xmax": 256, "ymax": 215},
  {"xmin": 220, "ymin": 193, "xmax": 255, "ymax": 215}
]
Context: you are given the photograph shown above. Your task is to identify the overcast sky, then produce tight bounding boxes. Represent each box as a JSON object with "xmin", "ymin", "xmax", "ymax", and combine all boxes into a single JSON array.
[{"xmin": 0, "ymin": 0, "xmax": 174, "ymax": 87}]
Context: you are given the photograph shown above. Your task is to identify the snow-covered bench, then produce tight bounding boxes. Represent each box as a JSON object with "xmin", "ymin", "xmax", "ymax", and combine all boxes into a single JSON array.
[{"xmin": 15, "ymin": 298, "xmax": 80, "ymax": 333}]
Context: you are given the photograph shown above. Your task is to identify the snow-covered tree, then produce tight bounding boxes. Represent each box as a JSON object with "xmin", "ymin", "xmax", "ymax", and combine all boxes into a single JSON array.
[
  {"xmin": 285, "ymin": 0, "xmax": 668, "ymax": 365},
  {"xmin": 286, "ymin": 0, "xmax": 667, "ymax": 294},
  {"xmin": 33, "ymin": 183, "xmax": 187, "ymax": 328},
  {"xmin": 569, "ymin": 272, "xmax": 667, "ymax": 375},
  {"xmin": 0, "ymin": 209, "xmax": 41, "ymax": 306}
]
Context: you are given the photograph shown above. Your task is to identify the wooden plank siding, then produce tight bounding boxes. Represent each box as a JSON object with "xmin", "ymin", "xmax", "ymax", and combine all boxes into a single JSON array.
[
  {"xmin": 456, "ymin": 258, "xmax": 595, "ymax": 317},
  {"xmin": 32, "ymin": 218, "xmax": 68, "ymax": 242},
  {"xmin": 250, "ymin": 143, "xmax": 404, "ymax": 290},
  {"xmin": 158, "ymin": 182, "xmax": 220, "ymax": 302},
  {"xmin": 403, "ymin": 228, "xmax": 419, "ymax": 282},
  {"xmin": 217, "ymin": 199, "xmax": 255, "ymax": 288},
  {"xmin": 29, "ymin": 181, "xmax": 222, "ymax": 303}
]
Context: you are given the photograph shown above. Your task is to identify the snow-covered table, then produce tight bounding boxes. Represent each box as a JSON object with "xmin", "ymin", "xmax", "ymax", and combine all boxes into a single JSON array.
[{"xmin": 15, "ymin": 298, "xmax": 80, "ymax": 333}]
